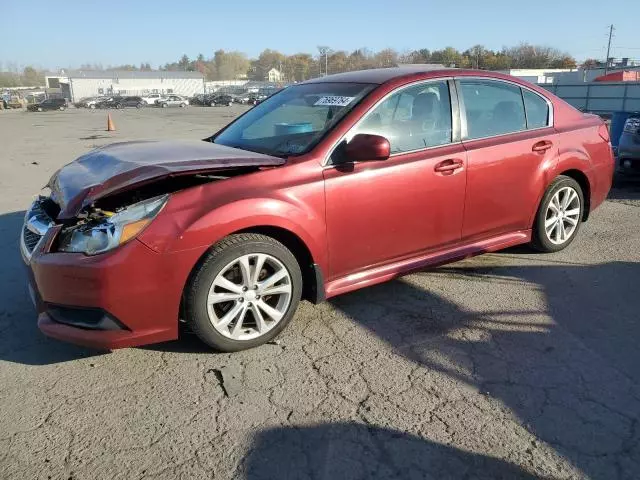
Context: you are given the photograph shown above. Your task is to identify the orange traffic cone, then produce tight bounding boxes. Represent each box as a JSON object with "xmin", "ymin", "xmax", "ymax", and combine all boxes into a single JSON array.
[{"xmin": 107, "ymin": 113, "xmax": 115, "ymax": 132}]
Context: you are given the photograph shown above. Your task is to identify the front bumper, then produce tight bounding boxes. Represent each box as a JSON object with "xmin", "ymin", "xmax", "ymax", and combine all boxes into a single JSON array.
[
  {"xmin": 22, "ymin": 218, "xmax": 202, "ymax": 349},
  {"xmin": 617, "ymin": 135, "xmax": 640, "ymax": 175}
]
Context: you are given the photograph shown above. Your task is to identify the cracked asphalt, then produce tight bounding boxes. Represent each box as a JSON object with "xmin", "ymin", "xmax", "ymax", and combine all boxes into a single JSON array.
[{"xmin": 1, "ymin": 107, "xmax": 640, "ymax": 479}]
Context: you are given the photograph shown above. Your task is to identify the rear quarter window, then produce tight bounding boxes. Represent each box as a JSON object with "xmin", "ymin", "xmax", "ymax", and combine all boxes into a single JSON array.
[{"xmin": 523, "ymin": 89, "xmax": 550, "ymax": 129}]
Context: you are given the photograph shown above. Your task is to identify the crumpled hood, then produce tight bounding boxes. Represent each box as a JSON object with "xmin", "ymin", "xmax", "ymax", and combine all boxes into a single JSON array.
[{"xmin": 48, "ymin": 140, "xmax": 285, "ymax": 219}]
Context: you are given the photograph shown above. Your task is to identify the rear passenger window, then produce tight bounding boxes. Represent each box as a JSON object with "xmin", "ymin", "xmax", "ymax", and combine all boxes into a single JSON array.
[
  {"xmin": 523, "ymin": 89, "xmax": 549, "ymax": 129},
  {"xmin": 460, "ymin": 80, "xmax": 526, "ymax": 139}
]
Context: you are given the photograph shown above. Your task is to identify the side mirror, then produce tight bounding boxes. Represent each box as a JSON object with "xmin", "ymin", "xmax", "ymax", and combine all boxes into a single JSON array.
[{"xmin": 344, "ymin": 134, "xmax": 391, "ymax": 162}]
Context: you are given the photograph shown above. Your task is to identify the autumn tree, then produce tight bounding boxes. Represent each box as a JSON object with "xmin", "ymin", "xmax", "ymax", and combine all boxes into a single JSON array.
[
  {"xmin": 582, "ymin": 58, "xmax": 600, "ymax": 69},
  {"xmin": 21, "ymin": 66, "xmax": 43, "ymax": 86},
  {"xmin": 212, "ymin": 50, "xmax": 250, "ymax": 80}
]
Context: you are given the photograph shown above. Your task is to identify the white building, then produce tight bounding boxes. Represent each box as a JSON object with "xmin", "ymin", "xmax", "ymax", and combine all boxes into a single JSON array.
[
  {"xmin": 266, "ymin": 68, "xmax": 283, "ymax": 83},
  {"xmin": 55, "ymin": 71, "xmax": 205, "ymax": 102},
  {"xmin": 497, "ymin": 68, "xmax": 576, "ymax": 84},
  {"xmin": 204, "ymin": 80, "xmax": 249, "ymax": 93}
]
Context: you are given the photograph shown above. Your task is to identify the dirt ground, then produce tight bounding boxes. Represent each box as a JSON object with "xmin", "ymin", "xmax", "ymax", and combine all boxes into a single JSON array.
[{"xmin": 1, "ymin": 106, "xmax": 640, "ymax": 480}]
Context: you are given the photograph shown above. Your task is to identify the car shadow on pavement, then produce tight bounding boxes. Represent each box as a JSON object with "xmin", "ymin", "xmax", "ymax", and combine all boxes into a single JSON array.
[
  {"xmin": 326, "ymin": 259, "xmax": 640, "ymax": 479},
  {"xmin": 243, "ymin": 422, "xmax": 544, "ymax": 480},
  {"xmin": 609, "ymin": 176, "xmax": 640, "ymax": 201},
  {"xmin": 0, "ymin": 210, "xmax": 104, "ymax": 365}
]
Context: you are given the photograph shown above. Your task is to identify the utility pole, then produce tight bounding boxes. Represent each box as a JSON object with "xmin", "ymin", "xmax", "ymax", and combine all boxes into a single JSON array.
[
  {"xmin": 605, "ymin": 24, "xmax": 614, "ymax": 75},
  {"xmin": 318, "ymin": 46, "xmax": 330, "ymax": 76}
]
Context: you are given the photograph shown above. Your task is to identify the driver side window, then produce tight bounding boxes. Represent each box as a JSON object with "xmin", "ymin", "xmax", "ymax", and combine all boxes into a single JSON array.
[{"xmin": 351, "ymin": 81, "xmax": 453, "ymax": 154}]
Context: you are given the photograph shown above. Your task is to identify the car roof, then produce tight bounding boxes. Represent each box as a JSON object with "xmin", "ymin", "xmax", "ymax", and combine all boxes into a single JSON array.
[{"xmin": 303, "ymin": 66, "xmax": 525, "ymax": 86}]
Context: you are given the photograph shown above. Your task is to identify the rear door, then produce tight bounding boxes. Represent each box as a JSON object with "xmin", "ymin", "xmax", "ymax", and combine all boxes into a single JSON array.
[
  {"xmin": 457, "ymin": 78, "xmax": 558, "ymax": 242},
  {"xmin": 323, "ymin": 79, "xmax": 468, "ymax": 279}
]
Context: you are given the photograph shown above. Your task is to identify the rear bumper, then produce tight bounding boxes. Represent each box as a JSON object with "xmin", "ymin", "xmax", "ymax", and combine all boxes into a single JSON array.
[{"xmin": 24, "ymin": 234, "xmax": 202, "ymax": 349}]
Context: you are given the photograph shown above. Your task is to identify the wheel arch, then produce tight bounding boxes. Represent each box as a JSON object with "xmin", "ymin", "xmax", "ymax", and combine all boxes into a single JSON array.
[
  {"xmin": 178, "ymin": 222, "xmax": 325, "ymax": 318},
  {"xmin": 235, "ymin": 225, "xmax": 324, "ymax": 304}
]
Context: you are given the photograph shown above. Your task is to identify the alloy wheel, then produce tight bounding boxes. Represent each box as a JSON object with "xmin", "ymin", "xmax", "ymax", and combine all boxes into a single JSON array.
[
  {"xmin": 206, "ymin": 253, "xmax": 292, "ymax": 340},
  {"xmin": 544, "ymin": 186, "xmax": 581, "ymax": 245}
]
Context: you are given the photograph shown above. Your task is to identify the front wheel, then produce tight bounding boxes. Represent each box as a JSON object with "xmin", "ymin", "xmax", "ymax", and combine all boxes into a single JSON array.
[
  {"xmin": 184, "ymin": 233, "xmax": 303, "ymax": 352},
  {"xmin": 161, "ymin": 103, "xmax": 168, "ymax": 108},
  {"xmin": 531, "ymin": 175, "xmax": 584, "ymax": 252},
  {"xmin": 136, "ymin": 103, "xmax": 144, "ymax": 109},
  {"xmin": 59, "ymin": 106, "xmax": 65, "ymax": 111}
]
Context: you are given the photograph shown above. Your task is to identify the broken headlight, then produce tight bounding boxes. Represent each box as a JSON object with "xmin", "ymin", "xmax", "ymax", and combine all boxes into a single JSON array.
[{"xmin": 58, "ymin": 195, "xmax": 168, "ymax": 255}]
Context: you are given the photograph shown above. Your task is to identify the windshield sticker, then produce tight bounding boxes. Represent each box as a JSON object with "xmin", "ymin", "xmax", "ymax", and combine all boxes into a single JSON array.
[{"xmin": 314, "ymin": 96, "xmax": 355, "ymax": 107}]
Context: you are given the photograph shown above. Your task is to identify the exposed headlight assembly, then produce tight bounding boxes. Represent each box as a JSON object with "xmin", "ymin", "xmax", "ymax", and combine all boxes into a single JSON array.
[{"xmin": 58, "ymin": 195, "xmax": 168, "ymax": 255}]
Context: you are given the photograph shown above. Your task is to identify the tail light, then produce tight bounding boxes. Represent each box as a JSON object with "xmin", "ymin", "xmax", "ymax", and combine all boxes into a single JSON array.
[
  {"xmin": 598, "ymin": 123, "xmax": 610, "ymax": 142},
  {"xmin": 623, "ymin": 117, "xmax": 640, "ymax": 134}
]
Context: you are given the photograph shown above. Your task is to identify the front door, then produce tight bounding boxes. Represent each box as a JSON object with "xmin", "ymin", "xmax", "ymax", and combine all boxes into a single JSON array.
[{"xmin": 323, "ymin": 79, "xmax": 467, "ymax": 280}]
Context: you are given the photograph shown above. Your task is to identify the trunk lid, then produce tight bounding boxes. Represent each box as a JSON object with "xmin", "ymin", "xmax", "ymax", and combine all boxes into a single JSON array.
[{"xmin": 48, "ymin": 140, "xmax": 285, "ymax": 219}]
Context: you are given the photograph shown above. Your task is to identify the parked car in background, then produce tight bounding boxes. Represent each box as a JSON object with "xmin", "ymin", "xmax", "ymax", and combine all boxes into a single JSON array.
[
  {"xmin": 74, "ymin": 97, "xmax": 106, "ymax": 109},
  {"xmin": 142, "ymin": 93, "xmax": 164, "ymax": 105},
  {"xmin": 211, "ymin": 94, "xmax": 234, "ymax": 106},
  {"xmin": 27, "ymin": 98, "xmax": 67, "ymax": 112},
  {"xmin": 97, "ymin": 96, "xmax": 145, "ymax": 109},
  {"xmin": 234, "ymin": 94, "xmax": 250, "ymax": 104},
  {"xmin": 20, "ymin": 68, "xmax": 613, "ymax": 353},
  {"xmin": 158, "ymin": 95, "xmax": 189, "ymax": 108},
  {"xmin": 247, "ymin": 93, "xmax": 269, "ymax": 106},
  {"xmin": 189, "ymin": 94, "xmax": 208, "ymax": 106},
  {"xmin": 616, "ymin": 115, "xmax": 640, "ymax": 176}
]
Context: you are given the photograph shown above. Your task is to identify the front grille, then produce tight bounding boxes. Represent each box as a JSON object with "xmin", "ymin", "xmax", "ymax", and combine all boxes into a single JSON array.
[{"xmin": 22, "ymin": 226, "xmax": 42, "ymax": 254}]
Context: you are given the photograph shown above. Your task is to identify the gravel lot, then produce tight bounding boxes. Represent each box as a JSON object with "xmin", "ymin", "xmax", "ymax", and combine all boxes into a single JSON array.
[{"xmin": 1, "ymin": 107, "xmax": 639, "ymax": 480}]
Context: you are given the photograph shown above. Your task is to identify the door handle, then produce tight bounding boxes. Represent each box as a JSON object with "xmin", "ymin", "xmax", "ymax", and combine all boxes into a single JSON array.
[
  {"xmin": 434, "ymin": 159, "xmax": 464, "ymax": 173},
  {"xmin": 532, "ymin": 140, "xmax": 553, "ymax": 153}
]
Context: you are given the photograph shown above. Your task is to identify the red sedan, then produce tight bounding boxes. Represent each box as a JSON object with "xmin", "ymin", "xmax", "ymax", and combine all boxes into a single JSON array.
[{"xmin": 21, "ymin": 67, "xmax": 614, "ymax": 351}]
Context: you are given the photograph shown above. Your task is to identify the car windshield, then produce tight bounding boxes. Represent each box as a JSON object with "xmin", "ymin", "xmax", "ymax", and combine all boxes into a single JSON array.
[{"xmin": 213, "ymin": 82, "xmax": 375, "ymax": 156}]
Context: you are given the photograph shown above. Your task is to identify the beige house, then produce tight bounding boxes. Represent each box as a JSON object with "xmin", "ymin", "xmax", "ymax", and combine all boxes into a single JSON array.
[{"xmin": 266, "ymin": 68, "xmax": 283, "ymax": 83}]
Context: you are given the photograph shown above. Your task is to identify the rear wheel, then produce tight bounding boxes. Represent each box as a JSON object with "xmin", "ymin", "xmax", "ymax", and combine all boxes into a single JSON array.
[
  {"xmin": 161, "ymin": 103, "xmax": 168, "ymax": 108},
  {"xmin": 59, "ymin": 105, "xmax": 65, "ymax": 111},
  {"xmin": 37, "ymin": 107, "xmax": 42, "ymax": 112},
  {"xmin": 210, "ymin": 101, "xmax": 216, "ymax": 107},
  {"xmin": 89, "ymin": 104, "xmax": 96, "ymax": 109},
  {"xmin": 531, "ymin": 175, "xmax": 584, "ymax": 252},
  {"xmin": 136, "ymin": 102, "xmax": 144, "ymax": 109},
  {"xmin": 184, "ymin": 233, "xmax": 303, "ymax": 352}
]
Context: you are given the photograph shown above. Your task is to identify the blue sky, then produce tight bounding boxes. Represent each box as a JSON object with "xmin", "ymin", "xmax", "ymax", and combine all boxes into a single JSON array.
[{"xmin": 2, "ymin": 0, "xmax": 638, "ymax": 70}]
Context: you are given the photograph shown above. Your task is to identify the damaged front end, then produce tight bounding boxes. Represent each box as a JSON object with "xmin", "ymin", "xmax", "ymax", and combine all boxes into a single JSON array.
[
  {"xmin": 23, "ymin": 139, "xmax": 286, "ymax": 259},
  {"xmin": 21, "ymin": 140, "xmax": 287, "ymax": 347},
  {"xmin": 22, "ymin": 170, "xmax": 253, "ymax": 260}
]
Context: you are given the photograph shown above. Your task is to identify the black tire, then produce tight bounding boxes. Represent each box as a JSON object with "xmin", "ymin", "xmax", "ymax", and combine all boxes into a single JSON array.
[
  {"xmin": 136, "ymin": 103, "xmax": 144, "ymax": 109},
  {"xmin": 161, "ymin": 103, "xmax": 168, "ymax": 108},
  {"xmin": 37, "ymin": 107, "xmax": 42, "ymax": 112},
  {"xmin": 59, "ymin": 106, "xmax": 65, "ymax": 111},
  {"xmin": 184, "ymin": 233, "xmax": 303, "ymax": 352},
  {"xmin": 210, "ymin": 101, "xmax": 215, "ymax": 107},
  {"xmin": 531, "ymin": 175, "xmax": 584, "ymax": 253}
]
